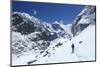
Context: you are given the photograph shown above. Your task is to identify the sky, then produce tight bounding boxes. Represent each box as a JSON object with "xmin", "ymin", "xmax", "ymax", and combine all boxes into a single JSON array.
[{"xmin": 12, "ymin": 1, "xmax": 85, "ymax": 24}]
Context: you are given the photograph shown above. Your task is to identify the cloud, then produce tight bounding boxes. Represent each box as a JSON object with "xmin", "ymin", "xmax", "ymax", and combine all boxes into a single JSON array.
[{"xmin": 33, "ymin": 10, "xmax": 37, "ymax": 15}]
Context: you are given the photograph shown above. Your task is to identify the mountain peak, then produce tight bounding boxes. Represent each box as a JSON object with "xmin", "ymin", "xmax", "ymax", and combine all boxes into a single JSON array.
[{"xmin": 71, "ymin": 6, "xmax": 96, "ymax": 36}]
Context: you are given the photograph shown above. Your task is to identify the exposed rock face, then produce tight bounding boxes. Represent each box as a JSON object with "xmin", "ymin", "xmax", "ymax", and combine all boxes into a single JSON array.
[
  {"xmin": 12, "ymin": 12, "xmax": 58, "ymax": 41},
  {"xmin": 71, "ymin": 6, "xmax": 96, "ymax": 36}
]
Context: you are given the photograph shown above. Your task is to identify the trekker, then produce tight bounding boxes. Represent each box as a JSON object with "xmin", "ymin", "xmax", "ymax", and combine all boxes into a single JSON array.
[{"xmin": 71, "ymin": 44, "xmax": 75, "ymax": 53}]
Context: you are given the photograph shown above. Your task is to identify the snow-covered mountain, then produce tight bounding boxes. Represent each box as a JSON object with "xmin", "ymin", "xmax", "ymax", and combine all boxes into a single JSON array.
[
  {"xmin": 12, "ymin": 5, "xmax": 96, "ymax": 66},
  {"xmin": 12, "ymin": 12, "xmax": 71, "ymax": 58},
  {"xmin": 71, "ymin": 6, "xmax": 96, "ymax": 36},
  {"xmin": 12, "ymin": 12, "xmax": 72, "ymax": 40}
]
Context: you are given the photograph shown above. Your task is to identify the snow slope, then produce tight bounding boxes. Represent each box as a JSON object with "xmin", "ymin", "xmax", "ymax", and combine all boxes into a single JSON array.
[
  {"xmin": 33, "ymin": 25, "xmax": 95, "ymax": 64},
  {"xmin": 12, "ymin": 24, "xmax": 95, "ymax": 65},
  {"xmin": 71, "ymin": 25, "xmax": 95, "ymax": 61}
]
